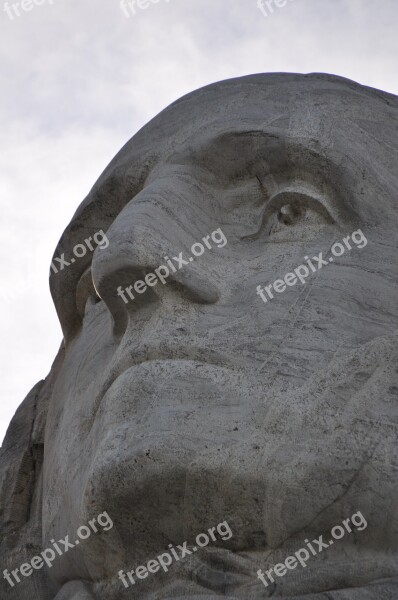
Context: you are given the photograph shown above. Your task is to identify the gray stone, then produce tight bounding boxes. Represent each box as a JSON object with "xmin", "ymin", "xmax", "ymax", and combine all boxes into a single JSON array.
[{"xmin": 1, "ymin": 73, "xmax": 397, "ymax": 599}]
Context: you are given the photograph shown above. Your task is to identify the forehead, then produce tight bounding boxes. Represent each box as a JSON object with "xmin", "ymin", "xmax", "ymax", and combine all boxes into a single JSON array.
[
  {"xmin": 137, "ymin": 73, "xmax": 396, "ymax": 153},
  {"xmin": 78, "ymin": 73, "xmax": 396, "ymax": 191}
]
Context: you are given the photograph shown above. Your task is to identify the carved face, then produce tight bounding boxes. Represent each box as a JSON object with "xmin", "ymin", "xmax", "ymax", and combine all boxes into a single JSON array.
[{"xmin": 44, "ymin": 74, "xmax": 398, "ymax": 597}]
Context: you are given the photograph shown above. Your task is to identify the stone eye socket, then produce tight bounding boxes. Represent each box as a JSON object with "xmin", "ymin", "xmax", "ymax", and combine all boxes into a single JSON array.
[
  {"xmin": 256, "ymin": 191, "xmax": 336, "ymax": 242},
  {"xmin": 275, "ymin": 200, "xmax": 327, "ymax": 227},
  {"xmin": 240, "ymin": 188, "xmax": 335, "ymax": 242},
  {"xmin": 277, "ymin": 203, "xmax": 302, "ymax": 225},
  {"xmin": 270, "ymin": 193, "xmax": 334, "ymax": 229}
]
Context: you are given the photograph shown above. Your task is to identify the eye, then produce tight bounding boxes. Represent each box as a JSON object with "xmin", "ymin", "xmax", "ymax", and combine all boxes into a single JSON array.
[
  {"xmin": 277, "ymin": 203, "xmax": 303, "ymax": 225},
  {"xmin": 262, "ymin": 187, "xmax": 335, "ymax": 241},
  {"xmin": 272, "ymin": 195, "xmax": 334, "ymax": 227},
  {"xmin": 241, "ymin": 181, "xmax": 337, "ymax": 242},
  {"xmin": 76, "ymin": 267, "xmax": 102, "ymax": 318}
]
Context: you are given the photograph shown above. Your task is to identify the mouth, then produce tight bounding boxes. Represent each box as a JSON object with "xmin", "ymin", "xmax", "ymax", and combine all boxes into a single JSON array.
[{"xmin": 90, "ymin": 345, "xmax": 243, "ymax": 423}]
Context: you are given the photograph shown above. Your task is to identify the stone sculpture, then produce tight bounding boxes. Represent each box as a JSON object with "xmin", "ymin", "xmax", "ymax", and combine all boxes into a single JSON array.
[{"xmin": 1, "ymin": 73, "xmax": 397, "ymax": 599}]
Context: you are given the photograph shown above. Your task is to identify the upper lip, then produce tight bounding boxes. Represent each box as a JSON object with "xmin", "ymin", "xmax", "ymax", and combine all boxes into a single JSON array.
[{"xmin": 91, "ymin": 345, "xmax": 242, "ymax": 421}]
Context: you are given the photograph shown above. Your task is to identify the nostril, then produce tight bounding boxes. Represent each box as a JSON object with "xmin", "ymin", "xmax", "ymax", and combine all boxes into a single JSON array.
[{"xmin": 93, "ymin": 265, "xmax": 159, "ymax": 339}]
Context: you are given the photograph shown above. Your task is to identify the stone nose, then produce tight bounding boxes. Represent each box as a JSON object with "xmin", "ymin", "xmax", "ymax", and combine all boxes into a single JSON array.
[{"xmin": 91, "ymin": 182, "xmax": 221, "ymax": 336}]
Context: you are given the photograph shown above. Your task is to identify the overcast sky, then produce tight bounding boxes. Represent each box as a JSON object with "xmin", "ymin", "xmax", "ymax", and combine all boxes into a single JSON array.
[{"xmin": 1, "ymin": 0, "xmax": 397, "ymax": 444}]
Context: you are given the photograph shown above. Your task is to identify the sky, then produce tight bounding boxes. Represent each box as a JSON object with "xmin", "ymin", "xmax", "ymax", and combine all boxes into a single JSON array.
[{"xmin": 1, "ymin": 0, "xmax": 397, "ymax": 444}]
